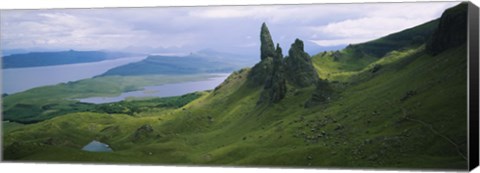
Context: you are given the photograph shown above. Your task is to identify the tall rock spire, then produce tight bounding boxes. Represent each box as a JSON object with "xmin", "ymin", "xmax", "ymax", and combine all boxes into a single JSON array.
[
  {"xmin": 260, "ymin": 22, "xmax": 275, "ymax": 61},
  {"xmin": 259, "ymin": 44, "xmax": 287, "ymax": 104},
  {"xmin": 269, "ymin": 44, "xmax": 287, "ymax": 103},
  {"xmin": 248, "ymin": 22, "xmax": 276, "ymax": 85}
]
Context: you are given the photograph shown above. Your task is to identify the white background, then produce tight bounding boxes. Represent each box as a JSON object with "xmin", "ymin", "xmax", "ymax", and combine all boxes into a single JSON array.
[{"xmin": 0, "ymin": 0, "xmax": 479, "ymax": 173}]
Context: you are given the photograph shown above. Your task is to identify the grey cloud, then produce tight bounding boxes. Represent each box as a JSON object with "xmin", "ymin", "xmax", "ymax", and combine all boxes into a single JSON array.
[{"xmin": 1, "ymin": 2, "xmax": 459, "ymax": 55}]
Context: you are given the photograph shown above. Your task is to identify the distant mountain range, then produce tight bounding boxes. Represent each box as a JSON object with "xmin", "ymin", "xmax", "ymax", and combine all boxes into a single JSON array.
[
  {"xmin": 100, "ymin": 49, "xmax": 257, "ymax": 76},
  {"xmin": 303, "ymin": 41, "xmax": 347, "ymax": 56},
  {"xmin": 2, "ymin": 50, "xmax": 139, "ymax": 69}
]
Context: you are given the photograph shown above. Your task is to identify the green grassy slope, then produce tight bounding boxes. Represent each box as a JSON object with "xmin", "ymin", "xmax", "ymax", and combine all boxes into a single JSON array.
[
  {"xmin": 351, "ymin": 19, "xmax": 439, "ymax": 58},
  {"xmin": 311, "ymin": 19, "xmax": 439, "ymax": 82}
]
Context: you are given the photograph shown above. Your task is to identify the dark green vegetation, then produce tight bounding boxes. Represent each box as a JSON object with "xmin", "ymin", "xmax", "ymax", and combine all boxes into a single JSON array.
[
  {"xmin": 94, "ymin": 93, "xmax": 203, "ymax": 116},
  {"xmin": 2, "ymin": 3, "xmax": 468, "ymax": 170},
  {"xmin": 100, "ymin": 50, "xmax": 255, "ymax": 76},
  {"xmin": 2, "ymin": 50, "xmax": 136, "ymax": 68}
]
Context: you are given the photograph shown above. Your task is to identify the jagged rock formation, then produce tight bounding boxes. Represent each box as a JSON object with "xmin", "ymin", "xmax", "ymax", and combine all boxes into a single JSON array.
[
  {"xmin": 249, "ymin": 22, "xmax": 288, "ymax": 104},
  {"xmin": 427, "ymin": 3, "xmax": 467, "ymax": 55},
  {"xmin": 284, "ymin": 39, "xmax": 319, "ymax": 87},
  {"xmin": 258, "ymin": 44, "xmax": 287, "ymax": 104},
  {"xmin": 249, "ymin": 23, "xmax": 324, "ymax": 105}
]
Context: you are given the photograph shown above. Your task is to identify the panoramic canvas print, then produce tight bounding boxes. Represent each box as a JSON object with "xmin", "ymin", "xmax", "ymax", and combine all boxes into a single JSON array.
[{"xmin": 1, "ymin": 1, "xmax": 472, "ymax": 170}]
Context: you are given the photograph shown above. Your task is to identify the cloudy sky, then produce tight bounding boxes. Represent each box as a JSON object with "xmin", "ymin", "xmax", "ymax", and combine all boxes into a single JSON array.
[{"xmin": 0, "ymin": 2, "xmax": 459, "ymax": 55}]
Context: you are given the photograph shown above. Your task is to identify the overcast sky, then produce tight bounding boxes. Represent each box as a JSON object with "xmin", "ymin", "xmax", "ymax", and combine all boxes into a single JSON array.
[{"xmin": 0, "ymin": 2, "xmax": 459, "ymax": 55}]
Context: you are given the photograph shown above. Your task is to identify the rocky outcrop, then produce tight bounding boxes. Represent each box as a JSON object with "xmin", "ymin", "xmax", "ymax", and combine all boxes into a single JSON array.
[
  {"xmin": 249, "ymin": 23, "xmax": 325, "ymax": 105},
  {"xmin": 285, "ymin": 39, "xmax": 319, "ymax": 87},
  {"xmin": 258, "ymin": 44, "xmax": 287, "ymax": 104},
  {"xmin": 248, "ymin": 57, "xmax": 274, "ymax": 86},
  {"xmin": 260, "ymin": 22, "xmax": 276, "ymax": 61},
  {"xmin": 426, "ymin": 3, "xmax": 467, "ymax": 55},
  {"xmin": 249, "ymin": 23, "xmax": 276, "ymax": 85}
]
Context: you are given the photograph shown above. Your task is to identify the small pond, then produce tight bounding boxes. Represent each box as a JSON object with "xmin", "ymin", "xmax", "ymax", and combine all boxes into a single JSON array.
[{"xmin": 81, "ymin": 140, "xmax": 113, "ymax": 152}]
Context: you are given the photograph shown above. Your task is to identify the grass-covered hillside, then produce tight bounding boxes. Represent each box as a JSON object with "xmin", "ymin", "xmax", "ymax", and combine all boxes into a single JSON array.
[
  {"xmin": 310, "ymin": 18, "xmax": 439, "ymax": 82},
  {"xmin": 2, "ymin": 3, "xmax": 469, "ymax": 170}
]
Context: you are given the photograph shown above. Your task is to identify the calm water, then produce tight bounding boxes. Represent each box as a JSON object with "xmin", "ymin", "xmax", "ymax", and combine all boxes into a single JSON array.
[
  {"xmin": 77, "ymin": 74, "xmax": 229, "ymax": 104},
  {"xmin": 81, "ymin": 140, "xmax": 113, "ymax": 152},
  {"xmin": 2, "ymin": 56, "xmax": 146, "ymax": 94}
]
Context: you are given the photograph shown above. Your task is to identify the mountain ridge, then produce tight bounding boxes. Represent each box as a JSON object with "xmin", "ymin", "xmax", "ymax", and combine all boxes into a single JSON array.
[
  {"xmin": 100, "ymin": 50, "xmax": 256, "ymax": 76},
  {"xmin": 2, "ymin": 50, "xmax": 137, "ymax": 69}
]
